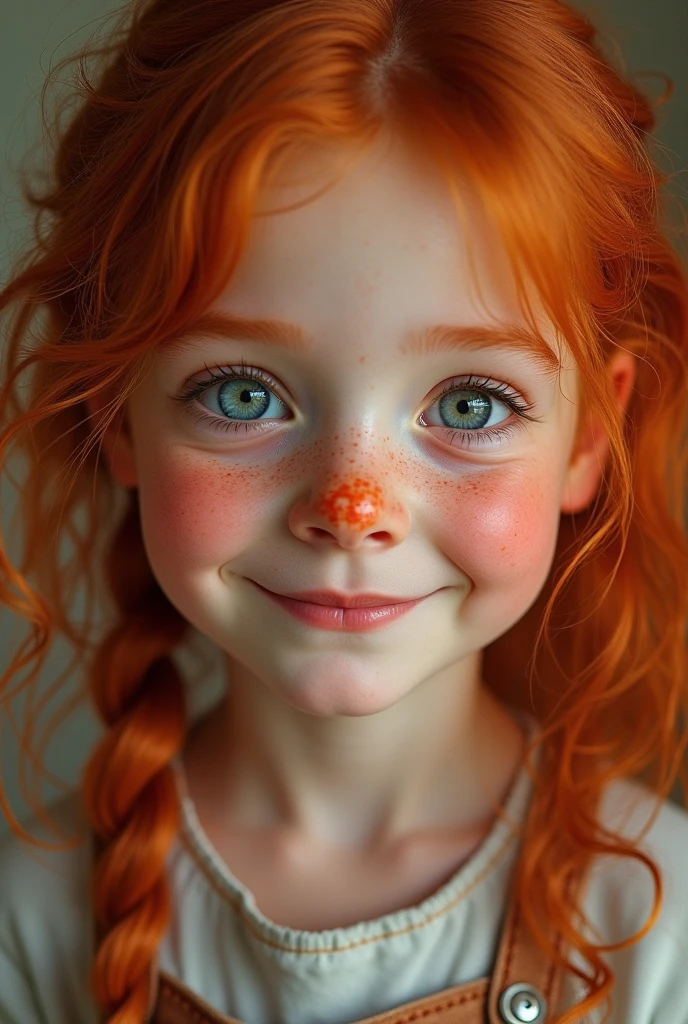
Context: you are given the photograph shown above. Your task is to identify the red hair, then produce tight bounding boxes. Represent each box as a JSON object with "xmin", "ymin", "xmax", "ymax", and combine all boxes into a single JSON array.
[{"xmin": 1, "ymin": 1, "xmax": 688, "ymax": 1021}]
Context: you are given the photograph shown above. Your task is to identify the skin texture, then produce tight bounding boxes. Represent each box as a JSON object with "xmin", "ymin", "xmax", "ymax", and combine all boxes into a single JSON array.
[{"xmin": 88, "ymin": 132, "xmax": 635, "ymax": 926}]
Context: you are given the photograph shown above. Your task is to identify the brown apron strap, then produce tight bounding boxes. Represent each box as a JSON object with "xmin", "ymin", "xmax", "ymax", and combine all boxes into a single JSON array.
[
  {"xmin": 154, "ymin": 968, "xmax": 489, "ymax": 1024},
  {"xmin": 486, "ymin": 870, "xmax": 566, "ymax": 1023}
]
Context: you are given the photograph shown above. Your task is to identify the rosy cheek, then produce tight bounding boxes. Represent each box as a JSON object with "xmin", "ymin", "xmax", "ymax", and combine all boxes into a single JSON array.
[
  {"xmin": 139, "ymin": 452, "xmax": 268, "ymax": 567},
  {"xmin": 427, "ymin": 462, "xmax": 560, "ymax": 589}
]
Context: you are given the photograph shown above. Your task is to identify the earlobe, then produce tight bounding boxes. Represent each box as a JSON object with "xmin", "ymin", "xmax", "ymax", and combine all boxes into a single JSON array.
[
  {"xmin": 560, "ymin": 350, "xmax": 636, "ymax": 515},
  {"xmin": 84, "ymin": 390, "xmax": 139, "ymax": 489}
]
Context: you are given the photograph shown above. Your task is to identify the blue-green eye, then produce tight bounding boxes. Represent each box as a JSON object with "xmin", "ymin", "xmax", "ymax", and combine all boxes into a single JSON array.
[
  {"xmin": 420, "ymin": 376, "xmax": 536, "ymax": 447},
  {"xmin": 174, "ymin": 361, "xmax": 538, "ymax": 449},
  {"xmin": 174, "ymin": 362, "xmax": 290, "ymax": 435}
]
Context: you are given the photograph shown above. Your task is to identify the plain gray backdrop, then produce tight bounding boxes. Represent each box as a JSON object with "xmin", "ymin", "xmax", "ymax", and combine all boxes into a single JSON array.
[{"xmin": 1, "ymin": 0, "xmax": 687, "ymax": 837}]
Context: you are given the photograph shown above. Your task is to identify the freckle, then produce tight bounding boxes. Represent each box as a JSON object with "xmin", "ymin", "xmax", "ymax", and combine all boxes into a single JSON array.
[{"xmin": 315, "ymin": 476, "xmax": 384, "ymax": 530}]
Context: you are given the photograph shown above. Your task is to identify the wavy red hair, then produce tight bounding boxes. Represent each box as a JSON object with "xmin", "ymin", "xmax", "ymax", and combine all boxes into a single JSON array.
[{"xmin": 2, "ymin": 1, "xmax": 688, "ymax": 1021}]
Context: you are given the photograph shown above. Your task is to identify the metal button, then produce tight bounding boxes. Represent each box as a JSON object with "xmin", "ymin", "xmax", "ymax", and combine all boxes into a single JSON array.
[{"xmin": 497, "ymin": 982, "xmax": 548, "ymax": 1023}]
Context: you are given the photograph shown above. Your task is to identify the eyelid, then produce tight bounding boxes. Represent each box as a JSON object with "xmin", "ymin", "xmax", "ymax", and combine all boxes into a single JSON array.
[
  {"xmin": 173, "ymin": 361, "xmax": 289, "ymax": 404},
  {"xmin": 427, "ymin": 376, "xmax": 540, "ymax": 421},
  {"xmin": 175, "ymin": 361, "xmax": 539, "ymax": 411}
]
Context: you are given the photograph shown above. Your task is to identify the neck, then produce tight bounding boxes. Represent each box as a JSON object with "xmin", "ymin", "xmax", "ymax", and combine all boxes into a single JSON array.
[{"xmin": 180, "ymin": 657, "xmax": 527, "ymax": 853}]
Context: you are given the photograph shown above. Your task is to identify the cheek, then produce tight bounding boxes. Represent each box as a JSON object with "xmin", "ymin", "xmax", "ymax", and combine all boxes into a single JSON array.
[
  {"xmin": 138, "ymin": 451, "xmax": 268, "ymax": 569},
  {"xmin": 429, "ymin": 462, "xmax": 561, "ymax": 589},
  {"xmin": 137, "ymin": 441, "xmax": 561, "ymax": 602}
]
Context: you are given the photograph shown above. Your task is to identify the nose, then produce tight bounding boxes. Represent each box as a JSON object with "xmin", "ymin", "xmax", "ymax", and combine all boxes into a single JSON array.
[{"xmin": 288, "ymin": 472, "xmax": 411, "ymax": 551}]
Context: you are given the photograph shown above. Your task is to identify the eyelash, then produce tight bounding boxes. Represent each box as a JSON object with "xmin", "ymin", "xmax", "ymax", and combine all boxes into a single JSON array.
[{"xmin": 173, "ymin": 359, "xmax": 540, "ymax": 449}]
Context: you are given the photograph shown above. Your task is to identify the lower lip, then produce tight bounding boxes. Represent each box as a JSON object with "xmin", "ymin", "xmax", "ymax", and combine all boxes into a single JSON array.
[{"xmin": 250, "ymin": 582, "xmax": 429, "ymax": 632}]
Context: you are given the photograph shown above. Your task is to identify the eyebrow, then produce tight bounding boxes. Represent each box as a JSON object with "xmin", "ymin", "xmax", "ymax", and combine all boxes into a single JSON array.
[{"xmin": 166, "ymin": 311, "xmax": 562, "ymax": 378}]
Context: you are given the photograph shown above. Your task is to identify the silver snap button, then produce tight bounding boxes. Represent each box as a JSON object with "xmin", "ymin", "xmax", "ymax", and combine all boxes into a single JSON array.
[{"xmin": 498, "ymin": 982, "xmax": 548, "ymax": 1023}]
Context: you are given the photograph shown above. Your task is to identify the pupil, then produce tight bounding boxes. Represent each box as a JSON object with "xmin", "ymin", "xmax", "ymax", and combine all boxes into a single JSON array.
[
  {"xmin": 457, "ymin": 399, "xmax": 469, "ymax": 414},
  {"xmin": 240, "ymin": 389, "xmax": 252, "ymax": 404}
]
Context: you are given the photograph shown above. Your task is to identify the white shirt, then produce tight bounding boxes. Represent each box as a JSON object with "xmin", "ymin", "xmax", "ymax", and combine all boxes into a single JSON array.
[{"xmin": 1, "ymin": 712, "xmax": 688, "ymax": 1024}]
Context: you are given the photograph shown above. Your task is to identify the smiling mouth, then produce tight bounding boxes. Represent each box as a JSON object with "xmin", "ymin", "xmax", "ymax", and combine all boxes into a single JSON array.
[
  {"xmin": 254, "ymin": 584, "xmax": 431, "ymax": 608},
  {"xmin": 247, "ymin": 579, "xmax": 433, "ymax": 632}
]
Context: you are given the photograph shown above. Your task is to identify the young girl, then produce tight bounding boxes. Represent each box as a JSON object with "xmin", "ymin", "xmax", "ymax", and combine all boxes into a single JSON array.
[{"xmin": 2, "ymin": 1, "xmax": 688, "ymax": 1022}]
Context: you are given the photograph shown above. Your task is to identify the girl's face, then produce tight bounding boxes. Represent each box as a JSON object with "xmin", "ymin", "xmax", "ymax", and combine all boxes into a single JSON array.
[{"xmin": 101, "ymin": 134, "xmax": 592, "ymax": 718}]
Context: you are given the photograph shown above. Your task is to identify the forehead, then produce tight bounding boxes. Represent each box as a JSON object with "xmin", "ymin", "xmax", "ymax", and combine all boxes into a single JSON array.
[
  {"xmin": 230, "ymin": 135, "xmax": 501, "ymax": 301},
  {"xmin": 180, "ymin": 134, "xmax": 571, "ymax": 373}
]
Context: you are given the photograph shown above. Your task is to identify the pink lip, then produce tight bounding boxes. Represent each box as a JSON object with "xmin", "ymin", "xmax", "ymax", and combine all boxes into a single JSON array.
[
  {"xmin": 248, "ymin": 581, "xmax": 432, "ymax": 632},
  {"xmin": 270, "ymin": 588, "xmax": 424, "ymax": 608}
]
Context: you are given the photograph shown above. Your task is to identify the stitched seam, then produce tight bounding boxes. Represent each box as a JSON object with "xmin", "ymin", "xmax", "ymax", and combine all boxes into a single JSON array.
[
  {"xmin": 162, "ymin": 983, "xmax": 220, "ymax": 1023},
  {"xmin": 387, "ymin": 987, "xmax": 485, "ymax": 1021},
  {"xmin": 544, "ymin": 922, "xmax": 562, "ymax": 1002},
  {"xmin": 508, "ymin": 900, "xmax": 561, "ymax": 1011},
  {"xmin": 160, "ymin": 983, "xmax": 236, "ymax": 1024},
  {"xmin": 504, "ymin": 899, "xmax": 517, "ymax": 979},
  {"xmin": 177, "ymin": 824, "xmax": 516, "ymax": 954}
]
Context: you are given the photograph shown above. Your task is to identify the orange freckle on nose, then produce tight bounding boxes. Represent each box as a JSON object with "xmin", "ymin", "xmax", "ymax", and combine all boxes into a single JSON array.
[{"xmin": 315, "ymin": 478, "xmax": 384, "ymax": 530}]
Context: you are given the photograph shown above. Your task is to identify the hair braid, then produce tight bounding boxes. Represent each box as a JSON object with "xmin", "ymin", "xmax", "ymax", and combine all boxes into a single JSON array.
[{"xmin": 82, "ymin": 493, "xmax": 189, "ymax": 1023}]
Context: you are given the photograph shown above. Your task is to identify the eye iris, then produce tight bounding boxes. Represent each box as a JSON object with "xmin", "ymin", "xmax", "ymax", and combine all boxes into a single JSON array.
[
  {"xmin": 218, "ymin": 379, "xmax": 270, "ymax": 421},
  {"xmin": 440, "ymin": 389, "xmax": 491, "ymax": 430},
  {"xmin": 204, "ymin": 377, "xmax": 500, "ymax": 432}
]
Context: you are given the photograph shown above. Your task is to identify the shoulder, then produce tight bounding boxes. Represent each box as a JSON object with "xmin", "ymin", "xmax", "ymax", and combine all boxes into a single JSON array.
[
  {"xmin": 0, "ymin": 791, "xmax": 99, "ymax": 1024},
  {"xmin": 565, "ymin": 777, "xmax": 688, "ymax": 1022},
  {"xmin": 591, "ymin": 775, "xmax": 688, "ymax": 928}
]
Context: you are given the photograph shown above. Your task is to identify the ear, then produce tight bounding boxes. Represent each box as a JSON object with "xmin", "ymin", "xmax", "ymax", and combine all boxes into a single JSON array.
[
  {"xmin": 560, "ymin": 350, "xmax": 636, "ymax": 514},
  {"xmin": 85, "ymin": 387, "xmax": 139, "ymax": 489}
]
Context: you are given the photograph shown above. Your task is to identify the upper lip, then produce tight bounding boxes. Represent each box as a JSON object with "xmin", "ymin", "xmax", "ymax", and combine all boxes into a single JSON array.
[{"xmin": 251, "ymin": 581, "xmax": 430, "ymax": 608}]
